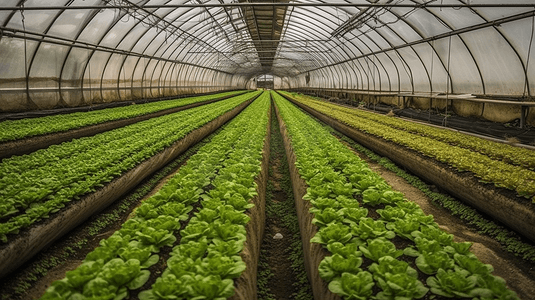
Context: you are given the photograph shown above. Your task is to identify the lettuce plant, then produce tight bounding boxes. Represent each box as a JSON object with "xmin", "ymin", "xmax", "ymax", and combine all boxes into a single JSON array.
[
  {"xmin": 207, "ymin": 239, "xmax": 243, "ymax": 257},
  {"xmin": 195, "ymin": 208, "xmax": 220, "ymax": 223},
  {"xmin": 135, "ymin": 227, "xmax": 176, "ymax": 252},
  {"xmin": 318, "ymin": 253, "xmax": 363, "ymax": 281},
  {"xmin": 454, "ymin": 254, "xmax": 493, "ymax": 276},
  {"xmin": 362, "ymin": 189, "xmax": 405, "ymax": 206},
  {"xmin": 412, "ymin": 226, "xmax": 454, "ymax": 246},
  {"xmin": 310, "ymin": 223, "xmax": 353, "ymax": 245},
  {"xmin": 377, "ymin": 205, "xmax": 406, "ymax": 221},
  {"xmin": 171, "ymin": 238, "xmax": 209, "ymax": 261},
  {"xmin": 327, "ymin": 241, "xmax": 362, "ymax": 258},
  {"xmin": 336, "ymin": 195, "xmax": 361, "ymax": 209},
  {"xmin": 211, "ymin": 221, "xmax": 246, "ymax": 244},
  {"xmin": 474, "ymin": 274, "xmax": 520, "ymax": 300},
  {"xmin": 218, "ymin": 205, "xmax": 251, "ymax": 225},
  {"xmin": 226, "ymin": 193, "xmax": 255, "ymax": 212},
  {"xmin": 312, "ymin": 207, "xmax": 344, "ymax": 227},
  {"xmin": 180, "ymin": 221, "xmax": 213, "ymax": 243},
  {"xmin": 404, "ymin": 237, "xmax": 443, "ymax": 257},
  {"xmin": 386, "ymin": 217, "xmax": 421, "ymax": 240},
  {"xmin": 165, "ymin": 256, "xmax": 199, "ymax": 279},
  {"xmin": 359, "ymin": 238, "xmax": 403, "ymax": 262},
  {"xmin": 445, "ymin": 241, "xmax": 473, "ymax": 256},
  {"xmin": 415, "ymin": 250, "xmax": 455, "ymax": 275},
  {"xmin": 328, "ymin": 271, "xmax": 375, "ymax": 300},
  {"xmin": 138, "ymin": 274, "xmax": 190, "ymax": 300},
  {"xmin": 64, "ymin": 260, "xmax": 103, "ymax": 289},
  {"xmin": 376, "ymin": 272, "xmax": 429, "ymax": 300},
  {"xmin": 98, "ymin": 258, "xmax": 150, "ymax": 290},
  {"xmin": 118, "ymin": 243, "xmax": 159, "ymax": 268},
  {"xmin": 368, "ymin": 256, "xmax": 418, "ymax": 281},
  {"xmin": 427, "ymin": 268, "xmax": 489, "ymax": 298},
  {"xmin": 308, "ymin": 197, "xmax": 341, "ymax": 212},
  {"xmin": 186, "ymin": 274, "xmax": 235, "ymax": 300},
  {"xmin": 351, "ymin": 218, "xmax": 395, "ymax": 241},
  {"xmin": 83, "ymin": 277, "xmax": 127, "ymax": 300},
  {"xmin": 339, "ymin": 207, "xmax": 368, "ymax": 224},
  {"xmin": 396, "ymin": 201, "xmax": 424, "ymax": 215},
  {"xmin": 198, "ymin": 254, "xmax": 246, "ymax": 279}
]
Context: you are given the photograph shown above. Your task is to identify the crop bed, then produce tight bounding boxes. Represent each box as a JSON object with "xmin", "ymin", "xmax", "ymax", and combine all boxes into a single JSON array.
[
  {"xmin": 0, "ymin": 90, "xmax": 245, "ymax": 143},
  {"xmin": 0, "ymin": 91, "xmax": 260, "ymax": 277},
  {"xmin": 279, "ymin": 92, "xmax": 535, "ymax": 244},
  {"xmin": 38, "ymin": 92, "xmax": 271, "ymax": 300},
  {"xmin": 272, "ymin": 91, "xmax": 520, "ymax": 299},
  {"xmin": 0, "ymin": 91, "xmax": 247, "ymax": 159},
  {"xmin": 280, "ymin": 92, "xmax": 535, "ymax": 201}
]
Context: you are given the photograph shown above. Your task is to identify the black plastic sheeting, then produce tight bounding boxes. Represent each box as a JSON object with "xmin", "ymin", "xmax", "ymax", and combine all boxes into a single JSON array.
[
  {"xmin": 0, "ymin": 90, "xmax": 237, "ymax": 122},
  {"xmin": 321, "ymin": 96, "xmax": 535, "ymax": 146}
]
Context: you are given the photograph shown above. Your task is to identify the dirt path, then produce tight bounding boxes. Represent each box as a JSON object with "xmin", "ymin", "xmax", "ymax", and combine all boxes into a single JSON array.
[{"xmin": 256, "ymin": 107, "xmax": 313, "ymax": 300}]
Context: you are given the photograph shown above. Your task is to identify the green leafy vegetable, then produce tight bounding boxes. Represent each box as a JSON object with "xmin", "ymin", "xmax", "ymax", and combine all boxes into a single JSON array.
[
  {"xmin": 328, "ymin": 272, "xmax": 375, "ymax": 300},
  {"xmin": 318, "ymin": 253, "xmax": 363, "ymax": 281},
  {"xmin": 427, "ymin": 268, "xmax": 488, "ymax": 298},
  {"xmin": 310, "ymin": 223, "xmax": 353, "ymax": 245},
  {"xmin": 359, "ymin": 238, "xmax": 403, "ymax": 262}
]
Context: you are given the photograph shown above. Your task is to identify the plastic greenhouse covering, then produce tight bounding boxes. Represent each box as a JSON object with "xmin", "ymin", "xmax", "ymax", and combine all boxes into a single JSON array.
[{"xmin": 1, "ymin": 1, "xmax": 535, "ymax": 111}]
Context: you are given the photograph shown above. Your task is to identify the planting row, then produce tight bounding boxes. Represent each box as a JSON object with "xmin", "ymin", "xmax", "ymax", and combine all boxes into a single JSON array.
[
  {"xmin": 281, "ymin": 92, "xmax": 535, "ymax": 202},
  {"xmin": 0, "ymin": 90, "xmax": 245, "ymax": 142},
  {"xmin": 0, "ymin": 91, "xmax": 261, "ymax": 243},
  {"xmin": 40, "ymin": 91, "xmax": 271, "ymax": 300},
  {"xmin": 273, "ymin": 92, "xmax": 519, "ymax": 299},
  {"xmin": 332, "ymin": 129, "xmax": 535, "ymax": 263},
  {"xmin": 283, "ymin": 92, "xmax": 535, "ymax": 170}
]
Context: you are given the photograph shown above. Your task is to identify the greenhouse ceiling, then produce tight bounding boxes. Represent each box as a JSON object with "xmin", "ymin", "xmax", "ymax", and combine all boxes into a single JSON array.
[{"xmin": 1, "ymin": 1, "xmax": 535, "ymax": 111}]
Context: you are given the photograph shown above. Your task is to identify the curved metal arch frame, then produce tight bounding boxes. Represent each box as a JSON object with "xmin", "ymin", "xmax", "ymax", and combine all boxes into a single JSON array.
[
  {"xmin": 1, "ymin": 1, "xmax": 535, "ymax": 105},
  {"xmin": 285, "ymin": 6, "xmax": 392, "ymax": 92}
]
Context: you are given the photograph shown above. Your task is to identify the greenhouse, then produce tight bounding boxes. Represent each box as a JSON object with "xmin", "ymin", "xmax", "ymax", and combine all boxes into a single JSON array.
[{"xmin": 0, "ymin": 1, "xmax": 534, "ymax": 299}]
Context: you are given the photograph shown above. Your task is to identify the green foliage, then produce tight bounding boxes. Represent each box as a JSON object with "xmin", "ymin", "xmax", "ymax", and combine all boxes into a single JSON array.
[
  {"xmin": 310, "ymin": 222, "xmax": 353, "ymax": 245},
  {"xmin": 427, "ymin": 269, "xmax": 489, "ymax": 298},
  {"xmin": 0, "ymin": 90, "xmax": 246, "ymax": 142},
  {"xmin": 318, "ymin": 253, "xmax": 363, "ymax": 281},
  {"xmin": 0, "ymin": 91, "xmax": 261, "ymax": 241},
  {"xmin": 41, "ymin": 92, "xmax": 271, "ymax": 300},
  {"xmin": 286, "ymin": 92, "xmax": 535, "ymax": 201},
  {"xmin": 273, "ymin": 91, "xmax": 520, "ymax": 300},
  {"xmin": 351, "ymin": 218, "xmax": 395, "ymax": 241},
  {"xmin": 359, "ymin": 238, "xmax": 403, "ymax": 262},
  {"xmin": 332, "ymin": 128, "xmax": 535, "ymax": 263},
  {"xmin": 328, "ymin": 272, "xmax": 375, "ymax": 300},
  {"xmin": 376, "ymin": 272, "xmax": 429, "ymax": 300}
]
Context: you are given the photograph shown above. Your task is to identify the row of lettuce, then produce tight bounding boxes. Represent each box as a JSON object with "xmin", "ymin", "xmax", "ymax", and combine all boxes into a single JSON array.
[
  {"xmin": 40, "ymin": 92, "xmax": 270, "ymax": 300},
  {"xmin": 0, "ymin": 90, "xmax": 245, "ymax": 142},
  {"xmin": 272, "ymin": 92, "xmax": 519, "ymax": 299},
  {"xmin": 284, "ymin": 92, "xmax": 535, "ymax": 170},
  {"xmin": 280, "ymin": 91, "xmax": 535, "ymax": 203},
  {"xmin": 0, "ymin": 91, "xmax": 260, "ymax": 243}
]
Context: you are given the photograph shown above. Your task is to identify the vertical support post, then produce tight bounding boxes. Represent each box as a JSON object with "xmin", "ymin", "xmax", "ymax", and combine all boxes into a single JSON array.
[{"xmin": 520, "ymin": 106, "xmax": 527, "ymax": 129}]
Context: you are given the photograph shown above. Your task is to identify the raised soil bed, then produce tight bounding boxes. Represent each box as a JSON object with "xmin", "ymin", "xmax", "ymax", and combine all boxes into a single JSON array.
[
  {"xmin": 0, "ymin": 94, "xmax": 240, "ymax": 160},
  {"xmin": 283, "ymin": 95, "xmax": 535, "ymax": 244},
  {"xmin": 230, "ymin": 104, "xmax": 271, "ymax": 300},
  {"xmin": 0, "ymin": 97, "xmax": 256, "ymax": 279}
]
